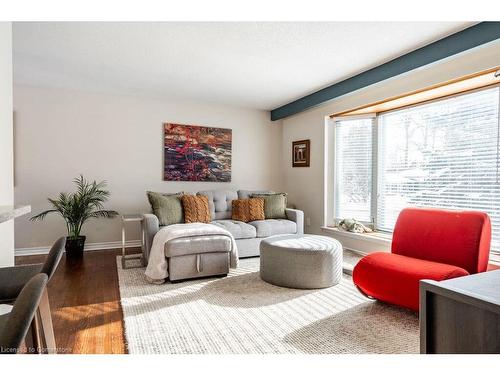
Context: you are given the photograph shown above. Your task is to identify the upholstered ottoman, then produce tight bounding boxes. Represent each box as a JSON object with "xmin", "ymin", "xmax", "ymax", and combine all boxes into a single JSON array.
[
  {"xmin": 260, "ymin": 234, "xmax": 343, "ymax": 289},
  {"xmin": 166, "ymin": 235, "xmax": 232, "ymax": 282}
]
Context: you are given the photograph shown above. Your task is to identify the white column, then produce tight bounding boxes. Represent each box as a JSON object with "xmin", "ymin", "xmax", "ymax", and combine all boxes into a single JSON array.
[{"xmin": 0, "ymin": 22, "xmax": 14, "ymax": 267}]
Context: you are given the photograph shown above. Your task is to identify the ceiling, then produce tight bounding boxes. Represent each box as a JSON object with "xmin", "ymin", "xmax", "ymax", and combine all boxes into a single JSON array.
[{"xmin": 13, "ymin": 22, "xmax": 475, "ymax": 110}]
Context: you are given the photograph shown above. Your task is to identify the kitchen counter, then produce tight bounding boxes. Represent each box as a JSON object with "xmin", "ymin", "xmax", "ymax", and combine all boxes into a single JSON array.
[{"xmin": 0, "ymin": 205, "xmax": 31, "ymax": 224}]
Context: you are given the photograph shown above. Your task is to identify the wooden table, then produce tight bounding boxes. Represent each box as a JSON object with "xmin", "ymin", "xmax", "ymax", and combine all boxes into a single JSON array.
[{"xmin": 420, "ymin": 270, "xmax": 500, "ymax": 354}]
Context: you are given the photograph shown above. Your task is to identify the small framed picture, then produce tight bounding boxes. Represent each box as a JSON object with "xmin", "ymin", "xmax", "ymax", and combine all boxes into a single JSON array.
[{"xmin": 292, "ymin": 139, "xmax": 310, "ymax": 167}]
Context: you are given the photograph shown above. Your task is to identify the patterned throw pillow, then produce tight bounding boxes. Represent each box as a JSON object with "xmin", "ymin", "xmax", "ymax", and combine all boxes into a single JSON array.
[
  {"xmin": 181, "ymin": 195, "xmax": 211, "ymax": 223},
  {"xmin": 147, "ymin": 191, "xmax": 184, "ymax": 226},
  {"xmin": 251, "ymin": 193, "xmax": 287, "ymax": 219},
  {"xmin": 232, "ymin": 198, "xmax": 265, "ymax": 222}
]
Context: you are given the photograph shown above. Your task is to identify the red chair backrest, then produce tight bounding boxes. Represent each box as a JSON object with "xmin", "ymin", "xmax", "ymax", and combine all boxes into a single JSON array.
[{"xmin": 392, "ymin": 208, "xmax": 491, "ymax": 274}]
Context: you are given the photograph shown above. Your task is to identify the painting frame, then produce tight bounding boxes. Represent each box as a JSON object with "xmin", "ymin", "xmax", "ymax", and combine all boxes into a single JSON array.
[
  {"xmin": 292, "ymin": 139, "xmax": 310, "ymax": 167},
  {"xmin": 163, "ymin": 123, "xmax": 232, "ymax": 182}
]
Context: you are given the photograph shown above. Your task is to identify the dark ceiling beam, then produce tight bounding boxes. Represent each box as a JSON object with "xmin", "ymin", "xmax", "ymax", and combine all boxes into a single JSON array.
[{"xmin": 270, "ymin": 22, "xmax": 500, "ymax": 121}]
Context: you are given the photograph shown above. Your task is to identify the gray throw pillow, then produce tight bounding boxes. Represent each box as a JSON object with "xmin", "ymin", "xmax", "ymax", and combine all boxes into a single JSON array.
[
  {"xmin": 251, "ymin": 193, "xmax": 287, "ymax": 219},
  {"xmin": 147, "ymin": 191, "xmax": 184, "ymax": 226},
  {"xmin": 237, "ymin": 190, "xmax": 274, "ymax": 199}
]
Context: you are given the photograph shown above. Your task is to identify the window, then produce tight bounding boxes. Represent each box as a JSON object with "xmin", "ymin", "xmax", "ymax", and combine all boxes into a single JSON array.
[
  {"xmin": 334, "ymin": 118, "xmax": 373, "ymax": 222},
  {"xmin": 334, "ymin": 86, "xmax": 500, "ymax": 255}
]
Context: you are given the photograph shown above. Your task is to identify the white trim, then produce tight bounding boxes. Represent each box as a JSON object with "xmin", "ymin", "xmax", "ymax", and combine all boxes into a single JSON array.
[
  {"xmin": 330, "ymin": 115, "xmax": 378, "ymax": 226},
  {"xmin": 331, "ymin": 113, "xmax": 377, "ymax": 122},
  {"xmin": 321, "ymin": 226, "xmax": 392, "ymax": 245},
  {"xmin": 323, "ymin": 116, "xmax": 336, "ymax": 228},
  {"xmin": 371, "ymin": 116, "xmax": 379, "ymax": 228},
  {"xmin": 15, "ymin": 239, "xmax": 142, "ymax": 256}
]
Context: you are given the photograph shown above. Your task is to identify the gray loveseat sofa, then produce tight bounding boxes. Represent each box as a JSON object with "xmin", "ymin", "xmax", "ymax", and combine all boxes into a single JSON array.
[{"xmin": 142, "ymin": 189, "xmax": 304, "ymax": 264}]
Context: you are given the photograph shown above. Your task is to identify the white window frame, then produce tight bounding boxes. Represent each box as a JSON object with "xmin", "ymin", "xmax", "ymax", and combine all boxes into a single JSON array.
[
  {"xmin": 331, "ymin": 113, "xmax": 376, "ymax": 228},
  {"xmin": 332, "ymin": 84, "xmax": 500, "ymax": 237}
]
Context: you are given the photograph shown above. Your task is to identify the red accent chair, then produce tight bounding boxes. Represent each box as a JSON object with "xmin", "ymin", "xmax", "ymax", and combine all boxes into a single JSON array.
[{"xmin": 352, "ymin": 208, "xmax": 491, "ymax": 311}]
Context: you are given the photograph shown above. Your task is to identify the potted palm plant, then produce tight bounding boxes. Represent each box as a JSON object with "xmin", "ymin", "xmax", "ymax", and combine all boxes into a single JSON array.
[{"xmin": 31, "ymin": 175, "xmax": 118, "ymax": 259}]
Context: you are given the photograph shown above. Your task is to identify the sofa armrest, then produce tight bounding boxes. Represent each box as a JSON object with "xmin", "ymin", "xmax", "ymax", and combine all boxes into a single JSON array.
[
  {"xmin": 141, "ymin": 214, "xmax": 160, "ymax": 264},
  {"xmin": 286, "ymin": 208, "xmax": 304, "ymax": 235}
]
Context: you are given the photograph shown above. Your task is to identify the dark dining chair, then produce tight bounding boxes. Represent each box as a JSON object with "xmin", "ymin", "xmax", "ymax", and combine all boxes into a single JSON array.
[
  {"xmin": 0, "ymin": 237, "xmax": 65, "ymax": 353},
  {"xmin": 0, "ymin": 274, "xmax": 48, "ymax": 354},
  {"xmin": 0, "ymin": 237, "xmax": 65, "ymax": 303}
]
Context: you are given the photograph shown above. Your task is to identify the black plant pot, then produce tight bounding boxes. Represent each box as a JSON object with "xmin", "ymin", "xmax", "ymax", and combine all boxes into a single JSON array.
[{"xmin": 65, "ymin": 236, "xmax": 86, "ymax": 259}]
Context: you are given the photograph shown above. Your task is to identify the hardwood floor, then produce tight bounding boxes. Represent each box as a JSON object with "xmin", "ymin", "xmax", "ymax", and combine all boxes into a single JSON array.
[
  {"xmin": 15, "ymin": 247, "xmax": 500, "ymax": 354},
  {"xmin": 15, "ymin": 248, "xmax": 139, "ymax": 354}
]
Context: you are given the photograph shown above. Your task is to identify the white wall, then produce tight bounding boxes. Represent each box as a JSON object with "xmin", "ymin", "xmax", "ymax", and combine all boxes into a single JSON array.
[
  {"xmin": 0, "ymin": 23, "xmax": 14, "ymax": 266},
  {"xmin": 13, "ymin": 86, "xmax": 283, "ymax": 250},
  {"xmin": 281, "ymin": 40, "xmax": 500, "ymax": 250}
]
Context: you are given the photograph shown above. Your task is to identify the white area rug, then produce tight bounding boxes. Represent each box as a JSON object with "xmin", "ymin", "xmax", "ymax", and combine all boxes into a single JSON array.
[{"xmin": 117, "ymin": 257, "xmax": 419, "ymax": 354}]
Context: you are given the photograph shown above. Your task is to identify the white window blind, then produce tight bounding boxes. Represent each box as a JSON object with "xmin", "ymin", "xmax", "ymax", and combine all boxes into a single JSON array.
[
  {"xmin": 377, "ymin": 86, "xmax": 500, "ymax": 253},
  {"xmin": 334, "ymin": 118, "xmax": 373, "ymax": 222},
  {"xmin": 333, "ymin": 86, "xmax": 500, "ymax": 256}
]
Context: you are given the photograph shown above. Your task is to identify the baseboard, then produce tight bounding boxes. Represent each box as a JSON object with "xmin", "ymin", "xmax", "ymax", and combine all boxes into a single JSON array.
[{"xmin": 15, "ymin": 240, "xmax": 142, "ymax": 256}]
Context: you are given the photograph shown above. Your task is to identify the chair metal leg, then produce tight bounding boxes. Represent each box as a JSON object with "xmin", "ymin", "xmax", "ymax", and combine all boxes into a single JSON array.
[
  {"xmin": 355, "ymin": 284, "xmax": 376, "ymax": 300},
  {"xmin": 38, "ymin": 288, "xmax": 57, "ymax": 354}
]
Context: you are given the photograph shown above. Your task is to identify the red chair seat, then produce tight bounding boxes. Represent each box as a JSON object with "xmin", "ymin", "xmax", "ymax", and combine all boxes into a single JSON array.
[{"xmin": 353, "ymin": 252, "xmax": 469, "ymax": 311}]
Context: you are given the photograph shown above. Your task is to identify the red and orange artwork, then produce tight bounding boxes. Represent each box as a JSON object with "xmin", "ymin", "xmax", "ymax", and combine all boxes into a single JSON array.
[{"xmin": 163, "ymin": 123, "xmax": 232, "ymax": 182}]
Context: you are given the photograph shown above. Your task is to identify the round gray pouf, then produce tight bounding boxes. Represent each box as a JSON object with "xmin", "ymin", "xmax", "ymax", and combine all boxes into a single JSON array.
[{"xmin": 260, "ymin": 234, "xmax": 343, "ymax": 289}]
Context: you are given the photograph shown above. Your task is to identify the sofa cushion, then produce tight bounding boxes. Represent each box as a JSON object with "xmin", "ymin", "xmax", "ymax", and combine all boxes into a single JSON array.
[
  {"xmin": 353, "ymin": 252, "xmax": 469, "ymax": 311},
  {"xmin": 197, "ymin": 190, "xmax": 238, "ymax": 220},
  {"xmin": 231, "ymin": 198, "xmax": 265, "ymax": 222},
  {"xmin": 147, "ymin": 191, "xmax": 184, "ymax": 226},
  {"xmin": 165, "ymin": 235, "xmax": 232, "ymax": 257},
  {"xmin": 237, "ymin": 190, "xmax": 274, "ymax": 199},
  {"xmin": 211, "ymin": 219, "xmax": 257, "ymax": 239},
  {"xmin": 248, "ymin": 219, "xmax": 297, "ymax": 238},
  {"xmin": 251, "ymin": 193, "xmax": 287, "ymax": 219},
  {"xmin": 181, "ymin": 195, "xmax": 211, "ymax": 223}
]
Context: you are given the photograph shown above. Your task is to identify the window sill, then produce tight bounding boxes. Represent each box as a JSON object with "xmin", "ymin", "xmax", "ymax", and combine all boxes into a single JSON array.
[{"xmin": 321, "ymin": 226, "xmax": 392, "ymax": 245}]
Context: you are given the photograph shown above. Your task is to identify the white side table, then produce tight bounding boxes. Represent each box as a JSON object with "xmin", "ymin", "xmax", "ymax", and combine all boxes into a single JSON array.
[{"xmin": 121, "ymin": 214, "xmax": 144, "ymax": 269}]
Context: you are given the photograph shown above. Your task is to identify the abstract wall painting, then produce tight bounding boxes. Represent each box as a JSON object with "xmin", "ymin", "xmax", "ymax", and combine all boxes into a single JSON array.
[{"xmin": 163, "ymin": 123, "xmax": 232, "ymax": 182}]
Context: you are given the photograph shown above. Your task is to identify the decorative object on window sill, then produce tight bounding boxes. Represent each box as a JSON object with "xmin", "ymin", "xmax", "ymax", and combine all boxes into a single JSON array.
[
  {"xmin": 292, "ymin": 139, "xmax": 310, "ymax": 167},
  {"xmin": 163, "ymin": 123, "xmax": 232, "ymax": 182},
  {"xmin": 30, "ymin": 175, "xmax": 118, "ymax": 260},
  {"xmin": 338, "ymin": 218, "xmax": 373, "ymax": 234}
]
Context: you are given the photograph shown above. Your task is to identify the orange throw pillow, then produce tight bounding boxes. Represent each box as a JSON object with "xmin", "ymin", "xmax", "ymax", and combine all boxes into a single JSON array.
[
  {"xmin": 181, "ymin": 195, "xmax": 211, "ymax": 223},
  {"xmin": 232, "ymin": 198, "xmax": 265, "ymax": 222}
]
